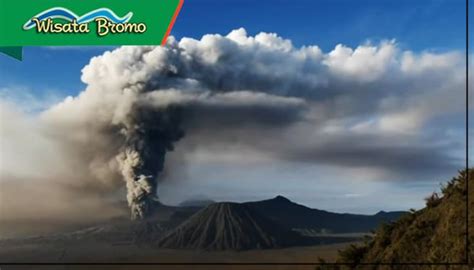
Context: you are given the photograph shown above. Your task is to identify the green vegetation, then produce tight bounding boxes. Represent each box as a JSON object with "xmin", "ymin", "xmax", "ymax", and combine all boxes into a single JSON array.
[{"xmin": 316, "ymin": 169, "xmax": 472, "ymax": 269}]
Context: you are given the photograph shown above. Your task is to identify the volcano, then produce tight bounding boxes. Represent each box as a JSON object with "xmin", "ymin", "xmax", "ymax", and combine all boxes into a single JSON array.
[{"xmin": 156, "ymin": 202, "xmax": 308, "ymax": 250}]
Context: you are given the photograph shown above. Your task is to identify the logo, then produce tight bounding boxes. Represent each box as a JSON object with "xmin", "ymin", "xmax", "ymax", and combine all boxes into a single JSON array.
[
  {"xmin": 0, "ymin": 0, "xmax": 184, "ymax": 60},
  {"xmin": 23, "ymin": 7, "xmax": 147, "ymax": 36}
]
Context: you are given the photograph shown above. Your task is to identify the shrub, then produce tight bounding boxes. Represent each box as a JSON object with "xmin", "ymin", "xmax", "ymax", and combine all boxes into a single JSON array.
[
  {"xmin": 424, "ymin": 192, "xmax": 441, "ymax": 208},
  {"xmin": 338, "ymin": 244, "xmax": 368, "ymax": 266}
]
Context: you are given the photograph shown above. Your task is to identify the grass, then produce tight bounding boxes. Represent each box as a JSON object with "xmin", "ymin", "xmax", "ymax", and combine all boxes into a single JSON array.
[{"xmin": 317, "ymin": 169, "xmax": 473, "ymax": 269}]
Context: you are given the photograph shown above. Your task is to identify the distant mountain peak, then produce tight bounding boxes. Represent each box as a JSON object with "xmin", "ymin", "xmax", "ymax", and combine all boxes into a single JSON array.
[{"xmin": 272, "ymin": 195, "xmax": 291, "ymax": 202}]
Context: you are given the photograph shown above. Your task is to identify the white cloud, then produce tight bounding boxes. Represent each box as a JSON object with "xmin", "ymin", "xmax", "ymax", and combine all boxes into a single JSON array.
[{"xmin": 324, "ymin": 41, "xmax": 397, "ymax": 82}]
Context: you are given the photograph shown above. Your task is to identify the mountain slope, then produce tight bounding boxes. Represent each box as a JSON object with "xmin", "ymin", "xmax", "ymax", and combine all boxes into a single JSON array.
[
  {"xmin": 157, "ymin": 202, "xmax": 308, "ymax": 250},
  {"xmin": 245, "ymin": 196, "xmax": 405, "ymax": 233},
  {"xmin": 330, "ymin": 169, "xmax": 473, "ymax": 267}
]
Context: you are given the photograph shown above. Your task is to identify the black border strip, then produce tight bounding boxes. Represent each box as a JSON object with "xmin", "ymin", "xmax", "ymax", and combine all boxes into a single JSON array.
[
  {"xmin": 0, "ymin": 0, "xmax": 470, "ymax": 267},
  {"xmin": 465, "ymin": 0, "xmax": 470, "ymax": 264},
  {"xmin": 0, "ymin": 263, "xmax": 471, "ymax": 266}
]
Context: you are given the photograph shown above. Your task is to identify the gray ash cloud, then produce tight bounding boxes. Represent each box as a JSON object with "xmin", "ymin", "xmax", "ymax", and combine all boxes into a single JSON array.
[{"xmin": 0, "ymin": 28, "xmax": 466, "ymax": 221}]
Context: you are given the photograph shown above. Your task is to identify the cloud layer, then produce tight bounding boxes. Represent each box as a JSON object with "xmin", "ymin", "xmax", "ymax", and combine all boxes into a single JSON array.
[{"xmin": 0, "ymin": 28, "xmax": 467, "ymax": 227}]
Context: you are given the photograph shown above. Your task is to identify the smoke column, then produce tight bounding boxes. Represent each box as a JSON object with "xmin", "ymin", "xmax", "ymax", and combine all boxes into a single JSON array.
[
  {"xmin": 116, "ymin": 105, "xmax": 183, "ymax": 219},
  {"xmin": 31, "ymin": 28, "xmax": 462, "ymax": 221}
]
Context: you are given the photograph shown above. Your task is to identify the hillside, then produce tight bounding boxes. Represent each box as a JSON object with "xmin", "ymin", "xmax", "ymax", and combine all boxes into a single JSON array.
[
  {"xmin": 325, "ymin": 169, "xmax": 472, "ymax": 268},
  {"xmin": 156, "ymin": 202, "xmax": 308, "ymax": 250},
  {"xmin": 245, "ymin": 196, "xmax": 405, "ymax": 233}
]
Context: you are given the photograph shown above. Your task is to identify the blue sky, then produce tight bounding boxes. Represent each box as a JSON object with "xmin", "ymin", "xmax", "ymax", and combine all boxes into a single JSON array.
[
  {"xmin": 175, "ymin": 0, "xmax": 466, "ymax": 51},
  {"xmin": 0, "ymin": 0, "xmax": 467, "ymax": 98},
  {"xmin": 0, "ymin": 0, "xmax": 469, "ymax": 214}
]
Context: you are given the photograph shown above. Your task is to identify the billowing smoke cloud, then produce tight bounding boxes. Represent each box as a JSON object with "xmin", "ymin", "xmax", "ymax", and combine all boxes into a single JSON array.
[
  {"xmin": 1, "ymin": 28, "xmax": 467, "ymax": 222},
  {"xmin": 40, "ymin": 30, "xmax": 313, "ymax": 219}
]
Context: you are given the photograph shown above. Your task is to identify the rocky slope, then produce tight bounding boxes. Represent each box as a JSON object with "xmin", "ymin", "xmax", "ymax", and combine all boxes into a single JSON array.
[{"xmin": 157, "ymin": 202, "xmax": 308, "ymax": 250}]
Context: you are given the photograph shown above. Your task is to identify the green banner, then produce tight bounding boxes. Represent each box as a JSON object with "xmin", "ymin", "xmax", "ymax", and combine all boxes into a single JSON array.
[{"xmin": 0, "ymin": 0, "xmax": 183, "ymax": 59}]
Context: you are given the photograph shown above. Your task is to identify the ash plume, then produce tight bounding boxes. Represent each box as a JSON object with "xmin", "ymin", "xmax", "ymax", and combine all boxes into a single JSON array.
[
  {"xmin": 116, "ymin": 105, "xmax": 184, "ymax": 219},
  {"xmin": 39, "ymin": 30, "xmax": 309, "ymax": 219},
  {"xmin": 0, "ymin": 28, "xmax": 466, "ymax": 224}
]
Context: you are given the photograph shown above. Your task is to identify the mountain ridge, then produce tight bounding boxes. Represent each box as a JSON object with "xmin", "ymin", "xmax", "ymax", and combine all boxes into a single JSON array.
[{"xmin": 244, "ymin": 195, "xmax": 406, "ymax": 233}]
